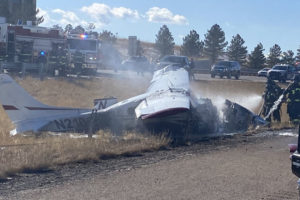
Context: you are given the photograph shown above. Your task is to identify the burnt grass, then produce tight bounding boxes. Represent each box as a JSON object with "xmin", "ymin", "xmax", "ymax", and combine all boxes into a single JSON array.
[{"xmin": 0, "ymin": 132, "xmax": 280, "ymax": 197}]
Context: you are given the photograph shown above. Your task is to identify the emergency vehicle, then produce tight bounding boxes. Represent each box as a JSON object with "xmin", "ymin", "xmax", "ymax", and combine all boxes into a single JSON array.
[
  {"xmin": 0, "ymin": 21, "xmax": 65, "ymax": 71},
  {"xmin": 67, "ymin": 33, "xmax": 99, "ymax": 70}
]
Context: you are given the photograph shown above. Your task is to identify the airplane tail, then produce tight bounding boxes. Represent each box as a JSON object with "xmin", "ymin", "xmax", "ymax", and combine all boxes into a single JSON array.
[{"xmin": 0, "ymin": 74, "xmax": 89, "ymax": 134}]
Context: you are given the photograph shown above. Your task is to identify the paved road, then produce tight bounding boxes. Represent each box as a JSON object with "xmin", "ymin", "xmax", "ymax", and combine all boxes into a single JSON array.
[{"xmin": 1, "ymin": 131, "xmax": 298, "ymax": 200}]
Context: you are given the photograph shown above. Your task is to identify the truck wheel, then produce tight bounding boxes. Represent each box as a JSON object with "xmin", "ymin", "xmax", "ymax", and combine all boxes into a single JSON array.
[
  {"xmin": 220, "ymin": 75, "xmax": 223, "ymax": 78},
  {"xmin": 211, "ymin": 74, "xmax": 215, "ymax": 78},
  {"xmin": 227, "ymin": 74, "xmax": 231, "ymax": 79},
  {"xmin": 235, "ymin": 75, "xmax": 239, "ymax": 80}
]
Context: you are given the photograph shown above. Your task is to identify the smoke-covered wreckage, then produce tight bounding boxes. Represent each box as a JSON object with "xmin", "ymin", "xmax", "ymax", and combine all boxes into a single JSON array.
[{"xmin": 0, "ymin": 65, "xmax": 266, "ymax": 140}]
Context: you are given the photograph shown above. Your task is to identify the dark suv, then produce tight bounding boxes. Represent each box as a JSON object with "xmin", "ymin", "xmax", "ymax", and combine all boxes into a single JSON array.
[
  {"xmin": 211, "ymin": 61, "xmax": 241, "ymax": 79},
  {"xmin": 267, "ymin": 64, "xmax": 296, "ymax": 82},
  {"xmin": 156, "ymin": 55, "xmax": 190, "ymax": 69}
]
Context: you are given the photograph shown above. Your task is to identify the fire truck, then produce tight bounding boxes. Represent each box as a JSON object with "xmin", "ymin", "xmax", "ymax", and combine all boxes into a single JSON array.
[
  {"xmin": 0, "ymin": 20, "xmax": 99, "ymax": 75},
  {"xmin": 66, "ymin": 33, "xmax": 99, "ymax": 74},
  {"xmin": 0, "ymin": 21, "xmax": 65, "ymax": 72}
]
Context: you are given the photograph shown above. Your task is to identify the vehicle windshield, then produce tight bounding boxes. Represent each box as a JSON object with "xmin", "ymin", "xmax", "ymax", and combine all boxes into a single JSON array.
[
  {"xmin": 272, "ymin": 65, "xmax": 288, "ymax": 70},
  {"xmin": 67, "ymin": 39, "xmax": 97, "ymax": 51},
  {"xmin": 216, "ymin": 61, "xmax": 231, "ymax": 67},
  {"xmin": 161, "ymin": 56, "xmax": 185, "ymax": 64}
]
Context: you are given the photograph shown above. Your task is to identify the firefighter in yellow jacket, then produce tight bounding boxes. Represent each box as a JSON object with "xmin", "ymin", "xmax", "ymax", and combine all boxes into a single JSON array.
[{"xmin": 286, "ymin": 75, "xmax": 300, "ymax": 124}]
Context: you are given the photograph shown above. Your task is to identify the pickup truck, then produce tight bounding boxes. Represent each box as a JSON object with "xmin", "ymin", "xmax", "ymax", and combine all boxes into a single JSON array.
[{"xmin": 267, "ymin": 64, "xmax": 296, "ymax": 82}]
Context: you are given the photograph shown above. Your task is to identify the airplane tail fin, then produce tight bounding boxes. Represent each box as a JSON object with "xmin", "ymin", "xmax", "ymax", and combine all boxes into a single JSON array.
[
  {"xmin": 0, "ymin": 74, "xmax": 49, "ymax": 122},
  {"xmin": 0, "ymin": 74, "xmax": 89, "ymax": 134}
]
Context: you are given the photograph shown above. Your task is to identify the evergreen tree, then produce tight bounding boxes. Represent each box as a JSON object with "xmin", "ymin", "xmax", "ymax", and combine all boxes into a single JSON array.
[
  {"xmin": 248, "ymin": 43, "xmax": 266, "ymax": 69},
  {"xmin": 32, "ymin": 8, "xmax": 44, "ymax": 25},
  {"xmin": 52, "ymin": 24, "xmax": 63, "ymax": 32},
  {"xmin": 99, "ymin": 30, "xmax": 117, "ymax": 44},
  {"xmin": 72, "ymin": 25, "xmax": 85, "ymax": 34},
  {"xmin": 203, "ymin": 24, "xmax": 228, "ymax": 64},
  {"xmin": 295, "ymin": 46, "xmax": 300, "ymax": 62},
  {"xmin": 86, "ymin": 23, "xmax": 98, "ymax": 38},
  {"xmin": 155, "ymin": 25, "xmax": 175, "ymax": 57},
  {"xmin": 64, "ymin": 24, "xmax": 73, "ymax": 33},
  {"xmin": 180, "ymin": 30, "xmax": 203, "ymax": 57},
  {"xmin": 281, "ymin": 50, "xmax": 295, "ymax": 65},
  {"xmin": 266, "ymin": 44, "xmax": 281, "ymax": 67},
  {"xmin": 226, "ymin": 34, "xmax": 247, "ymax": 66}
]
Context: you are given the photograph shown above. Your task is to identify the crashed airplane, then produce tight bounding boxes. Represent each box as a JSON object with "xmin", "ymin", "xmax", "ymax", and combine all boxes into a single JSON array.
[{"xmin": 0, "ymin": 65, "xmax": 266, "ymax": 140}]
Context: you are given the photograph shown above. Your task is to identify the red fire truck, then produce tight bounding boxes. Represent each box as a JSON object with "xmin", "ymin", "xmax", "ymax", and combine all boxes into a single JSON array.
[{"xmin": 0, "ymin": 21, "xmax": 99, "ymax": 75}]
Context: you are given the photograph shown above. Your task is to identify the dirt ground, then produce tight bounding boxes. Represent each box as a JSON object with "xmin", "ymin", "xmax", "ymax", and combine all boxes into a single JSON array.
[{"xmin": 1, "ymin": 131, "xmax": 299, "ymax": 200}]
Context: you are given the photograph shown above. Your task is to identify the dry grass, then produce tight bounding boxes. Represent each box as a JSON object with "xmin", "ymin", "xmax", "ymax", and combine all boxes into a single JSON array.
[{"xmin": 0, "ymin": 131, "xmax": 169, "ymax": 179}]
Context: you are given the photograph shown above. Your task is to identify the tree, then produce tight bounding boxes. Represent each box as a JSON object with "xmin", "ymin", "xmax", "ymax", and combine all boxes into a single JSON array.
[
  {"xmin": 99, "ymin": 30, "xmax": 117, "ymax": 44},
  {"xmin": 281, "ymin": 50, "xmax": 295, "ymax": 65},
  {"xmin": 266, "ymin": 44, "xmax": 281, "ymax": 67},
  {"xmin": 247, "ymin": 43, "xmax": 266, "ymax": 69},
  {"xmin": 203, "ymin": 24, "xmax": 228, "ymax": 64},
  {"xmin": 180, "ymin": 30, "xmax": 203, "ymax": 57},
  {"xmin": 86, "ymin": 23, "xmax": 98, "ymax": 38},
  {"xmin": 72, "ymin": 25, "xmax": 85, "ymax": 34},
  {"xmin": 52, "ymin": 24, "xmax": 63, "ymax": 32},
  {"xmin": 155, "ymin": 25, "xmax": 175, "ymax": 57},
  {"xmin": 87, "ymin": 23, "xmax": 96, "ymax": 32},
  {"xmin": 33, "ymin": 8, "xmax": 44, "ymax": 25},
  {"xmin": 226, "ymin": 34, "xmax": 247, "ymax": 66},
  {"xmin": 64, "ymin": 24, "xmax": 73, "ymax": 33},
  {"xmin": 295, "ymin": 47, "xmax": 300, "ymax": 62}
]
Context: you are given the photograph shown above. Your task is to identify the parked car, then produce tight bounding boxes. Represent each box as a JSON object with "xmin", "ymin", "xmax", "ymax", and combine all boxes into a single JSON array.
[
  {"xmin": 121, "ymin": 56, "xmax": 151, "ymax": 72},
  {"xmin": 257, "ymin": 68, "xmax": 271, "ymax": 77},
  {"xmin": 210, "ymin": 61, "xmax": 241, "ymax": 79},
  {"xmin": 267, "ymin": 64, "xmax": 296, "ymax": 82},
  {"xmin": 156, "ymin": 55, "xmax": 190, "ymax": 69}
]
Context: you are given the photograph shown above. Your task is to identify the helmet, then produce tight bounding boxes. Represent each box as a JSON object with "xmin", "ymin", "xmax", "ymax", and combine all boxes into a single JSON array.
[{"xmin": 266, "ymin": 78, "xmax": 275, "ymax": 88}]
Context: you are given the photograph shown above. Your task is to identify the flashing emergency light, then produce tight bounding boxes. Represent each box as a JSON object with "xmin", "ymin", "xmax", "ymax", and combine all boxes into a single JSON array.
[
  {"xmin": 40, "ymin": 51, "xmax": 45, "ymax": 56},
  {"xmin": 80, "ymin": 34, "xmax": 87, "ymax": 39}
]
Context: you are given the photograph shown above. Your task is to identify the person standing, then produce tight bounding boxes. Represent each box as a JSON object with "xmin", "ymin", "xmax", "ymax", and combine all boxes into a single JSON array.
[
  {"xmin": 286, "ymin": 75, "xmax": 300, "ymax": 125},
  {"xmin": 261, "ymin": 78, "xmax": 283, "ymax": 122}
]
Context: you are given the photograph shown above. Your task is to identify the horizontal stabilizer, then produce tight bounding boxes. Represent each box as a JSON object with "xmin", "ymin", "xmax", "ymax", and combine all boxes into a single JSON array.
[{"xmin": 0, "ymin": 74, "xmax": 90, "ymax": 134}]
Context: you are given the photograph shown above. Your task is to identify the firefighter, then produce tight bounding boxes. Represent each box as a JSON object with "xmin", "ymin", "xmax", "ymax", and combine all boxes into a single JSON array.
[
  {"xmin": 286, "ymin": 75, "xmax": 300, "ymax": 125},
  {"xmin": 73, "ymin": 49, "xmax": 84, "ymax": 74},
  {"xmin": 261, "ymin": 78, "xmax": 283, "ymax": 122},
  {"xmin": 37, "ymin": 51, "xmax": 47, "ymax": 64}
]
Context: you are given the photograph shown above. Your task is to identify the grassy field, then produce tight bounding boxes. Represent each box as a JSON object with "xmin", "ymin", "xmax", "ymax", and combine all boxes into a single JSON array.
[{"xmin": 0, "ymin": 75, "xmax": 294, "ymax": 179}]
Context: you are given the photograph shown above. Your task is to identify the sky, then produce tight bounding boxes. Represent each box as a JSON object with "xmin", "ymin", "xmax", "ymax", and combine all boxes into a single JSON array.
[{"xmin": 37, "ymin": 0, "xmax": 300, "ymax": 54}]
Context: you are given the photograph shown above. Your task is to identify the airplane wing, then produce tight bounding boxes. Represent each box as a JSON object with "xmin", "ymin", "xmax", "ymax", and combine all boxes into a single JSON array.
[
  {"xmin": 147, "ymin": 65, "xmax": 190, "ymax": 93},
  {"xmin": 135, "ymin": 65, "xmax": 190, "ymax": 120}
]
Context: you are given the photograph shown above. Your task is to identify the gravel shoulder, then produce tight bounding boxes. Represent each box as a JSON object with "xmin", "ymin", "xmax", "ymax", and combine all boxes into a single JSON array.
[{"xmin": 0, "ymin": 131, "xmax": 298, "ymax": 200}]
